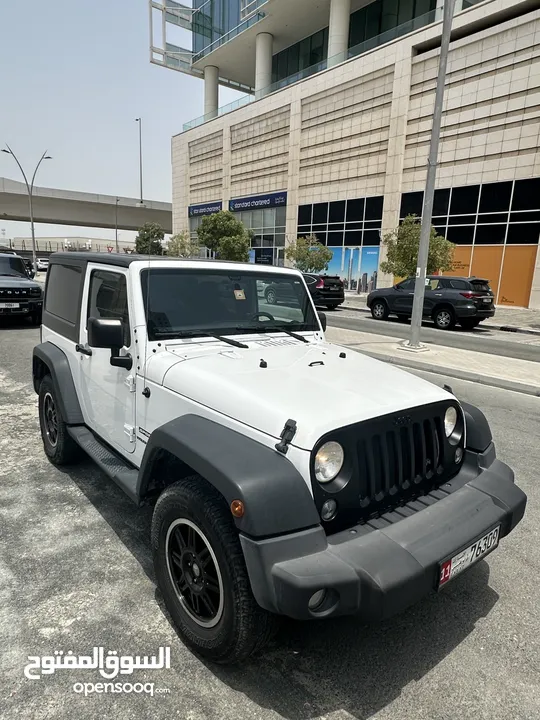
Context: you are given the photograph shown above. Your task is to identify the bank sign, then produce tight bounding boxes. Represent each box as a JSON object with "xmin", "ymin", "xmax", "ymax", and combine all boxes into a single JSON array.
[
  {"xmin": 188, "ymin": 201, "xmax": 222, "ymax": 218},
  {"xmin": 229, "ymin": 192, "xmax": 287, "ymax": 212}
]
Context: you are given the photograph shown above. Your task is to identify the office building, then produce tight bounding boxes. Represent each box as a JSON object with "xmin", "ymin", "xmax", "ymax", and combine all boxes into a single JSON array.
[{"xmin": 152, "ymin": 0, "xmax": 540, "ymax": 307}]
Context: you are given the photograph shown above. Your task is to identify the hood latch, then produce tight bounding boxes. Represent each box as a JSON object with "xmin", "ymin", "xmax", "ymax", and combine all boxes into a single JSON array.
[{"xmin": 275, "ymin": 419, "xmax": 297, "ymax": 455}]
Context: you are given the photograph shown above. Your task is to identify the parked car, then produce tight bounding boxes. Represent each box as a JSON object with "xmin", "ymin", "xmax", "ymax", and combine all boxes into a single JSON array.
[
  {"xmin": 36, "ymin": 258, "xmax": 49, "ymax": 271},
  {"xmin": 264, "ymin": 274, "xmax": 345, "ymax": 310},
  {"xmin": 33, "ymin": 253, "xmax": 526, "ymax": 663},
  {"xmin": 0, "ymin": 253, "xmax": 43, "ymax": 324},
  {"xmin": 367, "ymin": 275, "xmax": 495, "ymax": 330}
]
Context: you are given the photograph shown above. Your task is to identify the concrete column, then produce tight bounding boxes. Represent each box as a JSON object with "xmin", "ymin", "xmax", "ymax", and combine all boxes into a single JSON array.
[
  {"xmin": 328, "ymin": 0, "xmax": 351, "ymax": 66},
  {"xmin": 255, "ymin": 32, "xmax": 273, "ymax": 96},
  {"xmin": 379, "ymin": 44, "xmax": 414, "ymax": 287},
  {"xmin": 204, "ymin": 65, "xmax": 219, "ymax": 118}
]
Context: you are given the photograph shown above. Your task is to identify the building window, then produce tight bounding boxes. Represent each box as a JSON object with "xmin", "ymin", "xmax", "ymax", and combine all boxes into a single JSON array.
[
  {"xmin": 297, "ymin": 195, "xmax": 384, "ymax": 248},
  {"xmin": 400, "ymin": 179, "xmax": 540, "ymax": 249}
]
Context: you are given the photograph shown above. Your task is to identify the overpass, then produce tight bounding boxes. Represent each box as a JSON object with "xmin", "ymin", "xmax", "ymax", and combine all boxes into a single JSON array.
[{"xmin": 0, "ymin": 177, "xmax": 173, "ymax": 233}]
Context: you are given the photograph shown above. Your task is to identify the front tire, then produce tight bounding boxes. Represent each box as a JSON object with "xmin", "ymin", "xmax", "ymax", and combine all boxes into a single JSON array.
[
  {"xmin": 434, "ymin": 307, "xmax": 456, "ymax": 330},
  {"xmin": 38, "ymin": 375, "xmax": 81, "ymax": 465},
  {"xmin": 371, "ymin": 300, "xmax": 389, "ymax": 321},
  {"xmin": 152, "ymin": 477, "xmax": 278, "ymax": 664}
]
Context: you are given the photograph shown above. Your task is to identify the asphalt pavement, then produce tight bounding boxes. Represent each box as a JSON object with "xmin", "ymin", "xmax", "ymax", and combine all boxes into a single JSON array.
[
  {"xmin": 327, "ymin": 309, "xmax": 540, "ymax": 363},
  {"xmin": 1, "ymin": 320, "xmax": 539, "ymax": 720}
]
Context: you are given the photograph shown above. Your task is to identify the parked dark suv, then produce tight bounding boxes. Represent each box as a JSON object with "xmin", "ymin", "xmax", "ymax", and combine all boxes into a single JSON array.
[
  {"xmin": 367, "ymin": 276, "xmax": 495, "ymax": 330},
  {"xmin": 263, "ymin": 274, "xmax": 345, "ymax": 310},
  {"xmin": 0, "ymin": 253, "xmax": 43, "ymax": 325}
]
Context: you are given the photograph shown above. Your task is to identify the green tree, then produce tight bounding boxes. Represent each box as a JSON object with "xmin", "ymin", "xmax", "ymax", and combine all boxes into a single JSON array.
[
  {"xmin": 135, "ymin": 222, "xmax": 164, "ymax": 255},
  {"xmin": 380, "ymin": 215, "xmax": 455, "ymax": 278},
  {"xmin": 196, "ymin": 211, "xmax": 250, "ymax": 262},
  {"xmin": 166, "ymin": 231, "xmax": 201, "ymax": 258},
  {"xmin": 285, "ymin": 235, "xmax": 333, "ymax": 273}
]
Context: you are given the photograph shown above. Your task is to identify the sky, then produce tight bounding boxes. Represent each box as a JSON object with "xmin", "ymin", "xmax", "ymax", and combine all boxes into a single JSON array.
[{"xmin": 0, "ymin": 0, "xmax": 243, "ymax": 243}]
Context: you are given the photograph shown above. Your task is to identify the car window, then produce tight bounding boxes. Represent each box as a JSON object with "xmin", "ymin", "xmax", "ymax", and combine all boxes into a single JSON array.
[
  {"xmin": 88, "ymin": 270, "xmax": 130, "ymax": 345},
  {"xmin": 398, "ymin": 279, "xmax": 415, "ymax": 290},
  {"xmin": 470, "ymin": 280, "xmax": 491, "ymax": 293},
  {"xmin": 449, "ymin": 279, "xmax": 469, "ymax": 290},
  {"xmin": 141, "ymin": 269, "xmax": 319, "ymax": 341},
  {"xmin": 45, "ymin": 264, "xmax": 82, "ymax": 324},
  {"xmin": 0, "ymin": 256, "xmax": 27, "ymax": 278},
  {"xmin": 427, "ymin": 279, "xmax": 442, "ymax": 290}
]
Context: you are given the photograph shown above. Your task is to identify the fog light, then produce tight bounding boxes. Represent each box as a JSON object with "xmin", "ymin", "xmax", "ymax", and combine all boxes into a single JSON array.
[
  {"xmin": 308, "ymin": 589, "xmax": 327, "ymax": 611},
  {"xmin": 321, "ymin": 499, "xmax": 337, "ymax": 521},
  {"xmin": 455, "ymin": 447, "xmax": 463, "ymax": 464}
]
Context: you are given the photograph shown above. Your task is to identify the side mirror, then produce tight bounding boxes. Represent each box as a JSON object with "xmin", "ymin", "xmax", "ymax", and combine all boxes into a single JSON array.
[
  {"xmin": 318, "ymin": 311, "xmax": 327, "ymax": 331},
  {"xmin": 88, "ymin": 317, "xmax": 124, "ymax": 348},
  {"xmin": 87, "ymin": 318, "xmax": 133, "ymax": 370},
  {"xmin": 28, "ymin": 270, "xmax": 36, "ymax": 279}
]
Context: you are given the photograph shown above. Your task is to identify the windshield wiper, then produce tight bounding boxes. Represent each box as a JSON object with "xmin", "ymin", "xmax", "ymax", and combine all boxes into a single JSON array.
[
  {"xmin": 153, "ymin": 330, "xmax": 248, "ymax": 349},
  {"xmin": 235, "ymin": 325, "xmax": 309, "ymax": 343}
]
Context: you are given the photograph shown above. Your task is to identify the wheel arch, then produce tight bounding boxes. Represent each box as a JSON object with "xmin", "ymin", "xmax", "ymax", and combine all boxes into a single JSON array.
[
  {"xmin": 32, "ymin": 342, "xmax": 84, "ymax": 425},
  {"xmin": 138, "ymin": 415, "xmax": 320, "ymax": 538},
  {"xmin": 431, "ymin": 302, "xmax": 455, "ymax": 319}
]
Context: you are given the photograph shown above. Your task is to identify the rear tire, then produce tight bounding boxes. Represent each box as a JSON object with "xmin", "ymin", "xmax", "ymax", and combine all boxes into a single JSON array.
[
  {"xmin": 433, "ymin": 307, "xmax": 456, "ymax": 331},
  {"xmin": 30, "ymin": 312, "xmax": 41, "ymax": 326},
  {"xmin": 265, "ymin": 288, "xmax": 277, "ymax": 305},
  {"xmin": 460, "ymin": 319, "xmax": 481, "ymax": 330},
  {"xmin": 326, "ymin": 305, "xmax": 337, "ymax": 310},
  {"xmin": 38, "ymin": 375, "xmax": 81, "ymax": 465},
  {"xmin": 371, "ymin": 300, "xmax": 389, "ymax": 321},
  {"xmin": 396, "ymin": 315, "xmax": 409, "ymax": 323},
  {"xmin": 152, "ymin": 477, "xmax": 279, "ymax": 664}
]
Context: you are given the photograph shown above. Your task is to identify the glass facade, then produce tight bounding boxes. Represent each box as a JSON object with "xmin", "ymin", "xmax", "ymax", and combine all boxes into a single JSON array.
[
  {"xmin": 272, "ymin": 0, "xmax": 437, "ymax": 83},
  {"xmin": 192, "ymin": 0, "xmax": 241, "ymax": 55},
  {"xmin": 400, "ymin": 179, "xmax": 540, "ymax": 246},
  {"xmin": 297, "ymin": 196, "xmax": 384, "ymax": 248},
  {"xmin": 189, "ymin": 205, "xmax": 287, "ymax": 265}
]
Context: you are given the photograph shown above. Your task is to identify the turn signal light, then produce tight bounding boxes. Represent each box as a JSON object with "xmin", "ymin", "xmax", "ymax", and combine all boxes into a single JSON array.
[{"xmin": 230, "ymin": 500, "xmax": 245, "ymax": 518}]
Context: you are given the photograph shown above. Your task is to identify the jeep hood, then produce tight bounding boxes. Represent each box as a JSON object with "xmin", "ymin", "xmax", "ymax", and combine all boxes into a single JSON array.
[{"xmin": 147, "ymin": 338, "xmax": 450, "ymax": 450}]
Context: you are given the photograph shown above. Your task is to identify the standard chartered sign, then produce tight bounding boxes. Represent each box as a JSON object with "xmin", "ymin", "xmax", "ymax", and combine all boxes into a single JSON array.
[{"xmin": 229, "ymin": 192, "xmax": 287, "ymax": 212}]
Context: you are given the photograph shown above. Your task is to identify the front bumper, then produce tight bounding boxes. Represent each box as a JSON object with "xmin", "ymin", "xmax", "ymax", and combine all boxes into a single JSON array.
[
  {"xmin": 241, "ymin": 445, "xmax": 526, "ymax": 621},
  {"xmin": 0, "ymin": 300, "xmax": 42, "ymax": 316}
]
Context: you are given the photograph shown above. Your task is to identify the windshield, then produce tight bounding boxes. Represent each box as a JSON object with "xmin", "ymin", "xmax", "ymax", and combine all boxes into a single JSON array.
[
  {"xmin": 0, "ymin": 256, "xmax": 27, "ymax": 277},
  {"xmin": 141, "ymin": 268, "xmax": 319, "ymax": 341}
]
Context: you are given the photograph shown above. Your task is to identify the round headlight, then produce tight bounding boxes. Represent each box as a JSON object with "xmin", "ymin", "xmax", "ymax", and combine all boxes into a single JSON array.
[
  {"xmin": 314, "ymin": 441, "xmax": 344, "ymax": 483},
  {"xmin": 444, "ymin": 406, "xmax": 458, "ymax": 438}
]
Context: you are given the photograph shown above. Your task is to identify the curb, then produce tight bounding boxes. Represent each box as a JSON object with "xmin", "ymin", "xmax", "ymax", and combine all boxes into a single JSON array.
[
  {"xmin": 347, "ymin": 346, "xmax": 540, "ymax": 397},
  {"xmin": 341, "ymin": 304, "xmax": 540, "ymax": 337}
]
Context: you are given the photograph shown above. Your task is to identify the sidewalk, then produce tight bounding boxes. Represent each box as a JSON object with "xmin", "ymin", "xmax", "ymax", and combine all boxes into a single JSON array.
[
  {"xmin": 325, "ymin": 325, "xmax": 540, "ymax": 397},
  {"xmin": 342, "ymin": 292, "xmax": 540, "ymax": 336}
]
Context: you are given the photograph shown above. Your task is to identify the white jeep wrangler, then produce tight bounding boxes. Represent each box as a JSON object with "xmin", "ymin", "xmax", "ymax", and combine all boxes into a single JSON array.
[{"xmin": 33, "ymin": 253, "xmax": 526, "ymax": 663}]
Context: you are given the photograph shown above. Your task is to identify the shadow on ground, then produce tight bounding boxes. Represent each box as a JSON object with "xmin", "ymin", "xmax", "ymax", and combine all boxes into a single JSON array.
[{"xmin": 62, "ymin": 461, "xmax": 499, "ymax": 720}]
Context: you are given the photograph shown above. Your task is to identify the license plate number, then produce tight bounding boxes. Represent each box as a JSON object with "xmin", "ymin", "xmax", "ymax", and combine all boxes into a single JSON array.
[
  {"xmin": 439, "ymin": 526, "xmax": 500, "ymax": 588},
  {"xmin": 483, "ymin": 298, "xmax": 492, "ymax": 303},
  {"xmin": 0, "ymin": 302, "xmax": 20, "ymax": 308}
]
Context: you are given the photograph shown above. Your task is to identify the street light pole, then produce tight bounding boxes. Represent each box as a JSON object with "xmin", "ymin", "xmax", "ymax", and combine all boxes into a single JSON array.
[
  {"xmin": 115, "ymin": 197, "xmax": 120, "ymax": 253},
  {"xmin": 1, "ymin": 145, "xmax": 52, "ymax": 274},
  {"xmin": 135, "ymin": 118, "xmax": 143, "ymax": 205},
  {"xmin": 405, "ymin": 0, "xmax": 456, "ymax": 350}
]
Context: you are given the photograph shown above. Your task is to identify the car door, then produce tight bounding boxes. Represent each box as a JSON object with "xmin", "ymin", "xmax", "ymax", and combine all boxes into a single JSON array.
[
  {"xmin": 77, "ymin": 266, "xmax": 137, "ymax": 455},
  {"xmin": 391, "ymin": 278, "xmax": 415, "ymax": 313},
  {"xmin": 423, "ymin": 278, "xmax": 443, "ymax": 316}
]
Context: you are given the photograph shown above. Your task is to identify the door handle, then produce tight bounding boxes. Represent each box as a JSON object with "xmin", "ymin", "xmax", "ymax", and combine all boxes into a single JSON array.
[{"xmin": 75, "ymin": 344, "xmax": 93, "ymax": 356}]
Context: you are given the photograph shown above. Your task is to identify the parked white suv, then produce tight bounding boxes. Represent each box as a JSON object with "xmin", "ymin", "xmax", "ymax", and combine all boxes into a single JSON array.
[{"xmin": 33, "ymin": 253, "xmax": 526, "ymax": 663}]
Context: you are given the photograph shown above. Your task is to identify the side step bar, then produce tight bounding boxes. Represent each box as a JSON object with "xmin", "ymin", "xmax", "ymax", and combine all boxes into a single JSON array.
[{"xmin": 67, "ymin": 426, "xmax": 139, "ymax": 504}]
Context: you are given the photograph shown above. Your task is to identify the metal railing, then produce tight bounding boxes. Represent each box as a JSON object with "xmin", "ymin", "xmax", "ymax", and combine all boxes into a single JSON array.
[
  {"xmin": 183, "ymin": 8, "xmax": 441, "ymax": 131},
  {"xmin": 191, "ymin": 2, "xmax": 268, "ymax": 62}
]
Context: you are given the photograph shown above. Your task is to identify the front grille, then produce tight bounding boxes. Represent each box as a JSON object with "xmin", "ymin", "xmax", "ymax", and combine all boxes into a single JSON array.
[
  {"xmin": 0, "ymin": 287, "xmax": 40, "ymax": 300},
  {"xmin": 311, "ymin": 401, "xmax": 463, "ymax": 534},
  {"xmin": 357, "ymin": 418, "xmax": 443, "ymax": 509}
]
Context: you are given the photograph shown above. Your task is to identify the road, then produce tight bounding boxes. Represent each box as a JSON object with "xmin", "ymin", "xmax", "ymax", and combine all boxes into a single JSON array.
[
  {"xmin": 1, "ymin": 320, "xmax": 539, "ymax": 720},
  {"xmin": 326, "ymin": 309, "xmax": 540, "ymax": 363}
]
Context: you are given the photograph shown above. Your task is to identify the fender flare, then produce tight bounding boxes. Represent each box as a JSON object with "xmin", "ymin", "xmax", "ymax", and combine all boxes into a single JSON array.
[
  {"xmin": 138, "ymin": 414, "xmax": 320, "ymax": 538},
  {"xmin": 461, "ymin": 401, "xmax": 492, "ymax": 453},
  {"xmin": 32, "ymin": 342, "xmax": 84, "ymax": 425}
]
